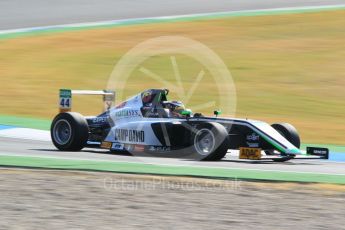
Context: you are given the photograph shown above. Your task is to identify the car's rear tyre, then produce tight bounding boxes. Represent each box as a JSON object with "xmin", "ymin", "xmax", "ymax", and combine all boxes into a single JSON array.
[
  {"xmin": 51, "ymin": 112, "xmax": 89, "ymax": 151},
  {"xmin": 191, "ymin": 122, "xmax": 229, "ymax": 161}
]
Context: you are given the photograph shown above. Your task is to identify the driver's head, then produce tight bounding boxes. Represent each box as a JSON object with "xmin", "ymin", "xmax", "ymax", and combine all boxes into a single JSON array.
[
  {"xmin": 163, "ymin": 101, "xmax": 185, "ymax": 116},
  {"xmin": 141, "ymin": 90, "xmax": 154, "ymax": 105}
]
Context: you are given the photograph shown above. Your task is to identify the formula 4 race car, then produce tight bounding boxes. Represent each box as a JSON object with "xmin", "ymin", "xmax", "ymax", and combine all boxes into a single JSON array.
[{"xmin": 51, "ymin": 88, "xmax": 329, "ymax": 162}]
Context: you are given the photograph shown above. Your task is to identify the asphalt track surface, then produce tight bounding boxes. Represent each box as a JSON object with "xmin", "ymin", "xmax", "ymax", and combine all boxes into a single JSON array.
[
  {"xmin": 0, "ymin": 0, "xmax": 345, "ymax": 29},
  {"xmin": 1, "ymin": 137, "xmax": 344, "ymax": 176}
]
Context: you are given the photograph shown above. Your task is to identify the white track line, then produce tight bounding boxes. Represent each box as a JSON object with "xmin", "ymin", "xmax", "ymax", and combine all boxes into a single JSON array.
[
  {"xmin": 0, "ymin": 128, "xmax": 50, "ymax": 142},
  {"xmin": 0, "ymin": 152, "xmax": 344, "ymax": 176}
]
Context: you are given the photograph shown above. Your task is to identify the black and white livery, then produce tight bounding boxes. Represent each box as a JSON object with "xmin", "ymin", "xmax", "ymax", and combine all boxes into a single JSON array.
[{"xmin": 51, "ymin": 89, "xmax": 329, "ymax": 161}]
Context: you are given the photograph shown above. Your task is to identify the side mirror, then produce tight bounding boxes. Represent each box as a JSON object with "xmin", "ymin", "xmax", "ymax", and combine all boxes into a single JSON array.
[{"xmin": 213, "ymin": 110, "xmax": 222, "ymax": 117}]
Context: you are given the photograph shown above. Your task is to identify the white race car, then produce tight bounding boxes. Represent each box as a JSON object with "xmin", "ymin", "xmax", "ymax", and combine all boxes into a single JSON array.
[{"xmin": 51, "ymin": 88, "xmax": 329, "ymax": 161}]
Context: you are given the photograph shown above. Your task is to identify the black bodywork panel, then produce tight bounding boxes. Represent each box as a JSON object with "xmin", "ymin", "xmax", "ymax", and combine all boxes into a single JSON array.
[{"xmin": 86, "ymin": 114, "xmax": 277, "ymax": 152}]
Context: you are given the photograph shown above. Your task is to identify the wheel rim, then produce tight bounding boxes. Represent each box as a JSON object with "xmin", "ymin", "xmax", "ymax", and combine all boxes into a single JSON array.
[
  {"xmin": 194, "ymin": 128, "xmax": 216, "ymax": 156},
  {"xmin": 53, "ymin": 119, "xmax": 72, "ymax": 145}
]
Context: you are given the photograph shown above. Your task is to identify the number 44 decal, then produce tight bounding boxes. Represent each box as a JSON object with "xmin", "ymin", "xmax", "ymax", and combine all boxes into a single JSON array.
[{"xmin": 60, "ymin": 98, "xmax": 71, "ymax": 108}]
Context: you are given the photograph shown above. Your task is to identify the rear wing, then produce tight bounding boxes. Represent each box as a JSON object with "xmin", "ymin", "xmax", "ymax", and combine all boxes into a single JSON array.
[{"xmin": 59, "ymin": 89, "xmax": 115, "ymax": 113}]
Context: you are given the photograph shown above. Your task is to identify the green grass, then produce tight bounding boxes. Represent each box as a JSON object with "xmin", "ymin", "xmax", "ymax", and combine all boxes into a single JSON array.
[
  {"xmin": 0, "ymin": 115, "xmax": 50, "ymax": 130},
  {"xmin": 0, "ymin": 10, "xmax": 344, "ymax": 144},
  {"xmin": 1, "ymin": 155, "xmax": 344, "ymax": 184}
]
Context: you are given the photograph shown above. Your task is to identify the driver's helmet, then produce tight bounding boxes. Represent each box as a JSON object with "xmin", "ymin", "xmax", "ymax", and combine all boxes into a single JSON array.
[
  {"xmin": 141, "ymin": 90, "xmax": 154, "ymax": 105},
  {"xmin": 162, "ymin": 101, "xmax": 185, "ymax": 116}
]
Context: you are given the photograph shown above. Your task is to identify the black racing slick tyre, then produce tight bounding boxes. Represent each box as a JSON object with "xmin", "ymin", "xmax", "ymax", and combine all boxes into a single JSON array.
[
  {"xmin": 191, "ymin": 122, "xmax": 230, "ymax": 161},
  {"xmin": 51, "ymin": 112, "xmax": 89, "ymax": 151},
  {"xmin": 271, "ymin": 123, "xmax": 301, "ymax": 148},
  {"xmin": 265, "ymin": 123, "xmax": 301, "ymax": 162}
]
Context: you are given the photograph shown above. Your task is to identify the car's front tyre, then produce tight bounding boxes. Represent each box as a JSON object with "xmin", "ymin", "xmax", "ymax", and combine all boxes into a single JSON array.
[
  {"xmin": 271, "ymin": 123, "xmax": 300, "ymax": 148},
  {"xmin": 265, "ymin": 123, "xmax": 301, "ymax": 162},
  {"xmin": 51, "ymin": 112, "xmax": 89, "ymax": 151}
]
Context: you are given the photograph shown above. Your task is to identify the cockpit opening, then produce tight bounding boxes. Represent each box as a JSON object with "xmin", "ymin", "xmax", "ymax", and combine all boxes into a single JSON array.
[{"xmin": 140, "ymin": 89, "xmax": 190, "ymax": 118}]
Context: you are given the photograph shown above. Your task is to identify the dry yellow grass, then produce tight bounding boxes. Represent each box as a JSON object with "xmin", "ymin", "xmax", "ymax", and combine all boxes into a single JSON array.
[{"xmin": 0, "ymin": 10, "xmax": 344, "ymax": 144}]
